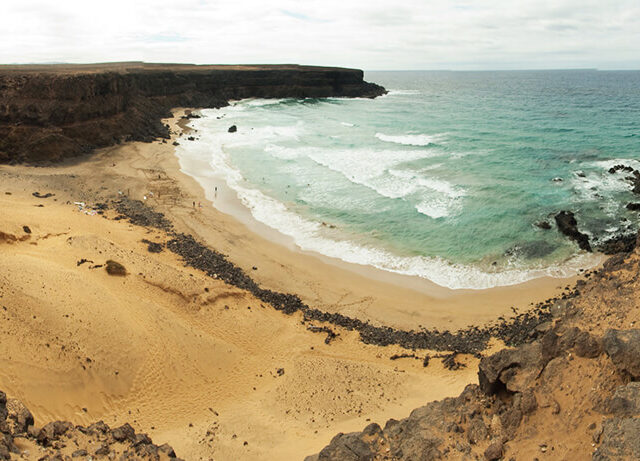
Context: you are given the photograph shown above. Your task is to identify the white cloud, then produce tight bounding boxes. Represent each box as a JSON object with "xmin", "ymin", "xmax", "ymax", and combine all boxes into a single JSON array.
[{"xmin": 0, "ymin": 0, "xmax": 638, "ymax": 69}]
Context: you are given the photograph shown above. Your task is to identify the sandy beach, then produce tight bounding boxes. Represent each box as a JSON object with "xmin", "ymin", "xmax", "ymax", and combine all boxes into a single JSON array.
[{"xmin": 0, "ymin": 110, "xmax": 582, "ymax": 460}]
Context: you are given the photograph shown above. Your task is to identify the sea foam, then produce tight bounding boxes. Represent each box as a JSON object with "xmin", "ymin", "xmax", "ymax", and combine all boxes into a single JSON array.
[
  {"xmin": 180, "ymin": 134, "xmax": 599, "ymax": 289},
  {"xmin": 375, "ymin": 132, "xmax": 443, "ymax": 146},
  {"xmin": 175, "ymin": 109, "xmax": 597, "ymax": 290}
]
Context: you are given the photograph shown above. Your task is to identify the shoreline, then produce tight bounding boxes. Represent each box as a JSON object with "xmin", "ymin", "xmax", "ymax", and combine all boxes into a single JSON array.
[
  {"xmin": 0, "ymin": 108, "xmax": 609, "ymax": 460},
  {"xmin": 176, "ymin": 105, "xmax": 603, "ymax": 293},
  {"xmin": 166, "ymin": 110, "xmax": 588, "ymax": 332}
]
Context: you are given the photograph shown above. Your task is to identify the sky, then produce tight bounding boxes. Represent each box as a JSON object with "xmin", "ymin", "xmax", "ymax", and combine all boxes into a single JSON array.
[{"xmin": 1, "ymin": 0, "xmax": 639, "ymax": 70}]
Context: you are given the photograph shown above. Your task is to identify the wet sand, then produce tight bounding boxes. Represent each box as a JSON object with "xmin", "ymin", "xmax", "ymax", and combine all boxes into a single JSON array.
[{"xmin": 170, "ymin": 110, "xmax": 584, "ymax": 332}]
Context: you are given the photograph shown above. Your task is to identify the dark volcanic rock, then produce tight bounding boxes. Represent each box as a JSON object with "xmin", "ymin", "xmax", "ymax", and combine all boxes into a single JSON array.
[
  {"xmin": 112, "ymin": 197, "xmax": 559, "ymax": 355},
  {"xmin": 0, "ymin": 390, "xmax": 181, "ymax": 459},
  {"xmin": 478, "ymin": 337, "xmax": 551, "ymax": 395},
  {"xmin": 37, "ymin": 421, "xmax": 73, "ymax": 446},
  {"xmin": 573, "ymin": 330, "xmax": 602, "ymax": 358},
  {"xmin": 609, "ymin": 164, "xmax": 635, "ymax": 174},
  {"xmin": 228, "ymin": 125, "xmax": 237, "ymax": 133},
  {"xmin": 596, "ymin": 233, "xmax": 637, "ymax": 255},
  {"xmin": 0, "ymin": 391, "xmax": 6, "ymax": 421},
  {"xmin": 555, "ymin": 211, "xmax": 592, "ymax": 252},
  {"xmin": 105, "ymin": 260, "xmax": 127, "ymax": 276},
  {"xmin": 0, "ymin": 63, "xmax": 386, "ymax": 163},
  {"xmin": 111, "ymin": 423, "xmax": 136, "ymax": 442},
  {"xmin": 316, "ymin": 430, "xmax": 379, "ymax": 461},
  {"xmin": 535, "ymin": 220, "xmax": 552, "ymax": 230},
  {"xmin": 113, "ymin": 198, "xmax": 173, "ymax": 230},
  {"xmin": 606, "ymin": 383, "xmax": 640, "ymax": 416},
  {"xmin": 4, "ymin": 399, "xmax": 33, "ymax": 434},
  {"xmin": 593, "ymin": 417, "xmax": 640, "ymax": 460},
  {"xmin": 141, "ymin": 239, "xmax": 163, "ymax": 253},
  {"xmin": 626, "ymin": 202, "xmax": 640, "ymax": 211},
  {"xmin": 603, "ymin": 329, "xmax": 640, "ymax": 379}
]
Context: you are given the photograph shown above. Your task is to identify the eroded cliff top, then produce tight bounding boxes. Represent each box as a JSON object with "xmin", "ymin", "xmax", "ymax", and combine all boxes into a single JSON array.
[{"xmin": 0, "ymin": 62, "xmax": 363, "ymax": 74}]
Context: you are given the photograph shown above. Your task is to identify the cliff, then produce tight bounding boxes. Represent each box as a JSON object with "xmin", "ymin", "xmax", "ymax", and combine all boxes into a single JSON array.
[{"xmin": 0, "ymin": 62, "xmax": 386, "ymax": 163}]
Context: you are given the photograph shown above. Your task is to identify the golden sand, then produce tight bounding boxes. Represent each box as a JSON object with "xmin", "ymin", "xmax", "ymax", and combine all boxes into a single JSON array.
[{"xmin": 0, "ymin": 110, "xmax": 576, "ymax": 460}]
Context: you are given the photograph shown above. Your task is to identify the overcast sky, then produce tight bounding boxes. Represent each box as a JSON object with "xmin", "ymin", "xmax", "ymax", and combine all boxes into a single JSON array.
[{"xmin": 1, "ymin": 0, "xmax": 638, "ymax": 70}]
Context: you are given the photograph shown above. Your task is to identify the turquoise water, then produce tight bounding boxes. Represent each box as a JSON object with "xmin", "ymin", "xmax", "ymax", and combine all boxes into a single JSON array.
[{"xmin": 178, "ymin": 70, "xmax": 640, "ymax": 289}]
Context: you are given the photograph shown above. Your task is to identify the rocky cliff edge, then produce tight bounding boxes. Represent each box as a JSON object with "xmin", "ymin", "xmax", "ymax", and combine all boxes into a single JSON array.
[{"xmin": 0, "ymin": 62, "xmax": 386, "ymax": 163}]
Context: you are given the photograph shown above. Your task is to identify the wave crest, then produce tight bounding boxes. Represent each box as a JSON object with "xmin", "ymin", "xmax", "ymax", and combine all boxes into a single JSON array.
[{"xmin": 375, "ymin": 132, "xmax": 444, "ymax": 147}]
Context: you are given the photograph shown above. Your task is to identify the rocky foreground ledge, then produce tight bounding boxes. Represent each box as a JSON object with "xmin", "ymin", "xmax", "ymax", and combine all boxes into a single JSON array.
[
  {"xmin": 0, "ymin": 391, "xmax": 180, "ymax": 460},
  {"xmin": 0, "ymin": 62, "xmax": 385, "ymax": 163},
  {"xmin": 309, "ymin": 241, "xmax": 640, "ymax": 460}
]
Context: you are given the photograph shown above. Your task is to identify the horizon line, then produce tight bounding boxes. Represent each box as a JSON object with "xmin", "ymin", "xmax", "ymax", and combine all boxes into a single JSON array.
[{"xmin": 2, "ymin": 61, "xmax": 639, "ymax": 73}]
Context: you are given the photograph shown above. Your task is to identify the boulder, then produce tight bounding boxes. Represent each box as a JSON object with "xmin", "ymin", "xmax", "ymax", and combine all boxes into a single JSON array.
[
  {"xmin": 573, "ymin": 331, "xmax": 602, "ymax": 358},
  {"xmin": 228, "ymin": 125, "xmax": 237, "ymax": 133},
  {"xmin": 95, "ymin": 443, "xmax": 110, "ymax": 455},
  {"xmin": 105, "ymin": 260, "xmax": 127, "ymax": 276},
  {"xmin": 37, "ymin": 421, "xmax": 73, "ymax": 446},
  {"xmin": 111, "ymin": 423, "xmax": 136, "ymax": 442},
  {"xmin": 484, "ymin": 440, "xmax": 503, "ymax": 460},
  {"xmin": 5, "ymin": 399, "xmax": 34, "ymax": 434},
  {"xmin": 86, "ymin": 420, "xmax": 110, "ymax": 435},
  {"xmin": 603, "ymin": 329, "xmax": 640, "ymax": 379},
  {"xmin": 0, "ymin": 439, "xmax": 10, "ymax": 461}
]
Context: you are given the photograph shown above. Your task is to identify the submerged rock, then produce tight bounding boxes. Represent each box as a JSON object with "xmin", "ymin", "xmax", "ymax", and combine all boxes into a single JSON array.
[{"xmin": 535, "ymin": 221, "xmax": 552, "ymax": 230}]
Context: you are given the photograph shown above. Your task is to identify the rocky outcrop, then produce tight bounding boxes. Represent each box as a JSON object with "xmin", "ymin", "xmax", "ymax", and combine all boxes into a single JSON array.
[
  {"xmin": 555, "ymin": 210, "xmax": 592, "ymax": 252},
  {"xmin": 603, "ymin": 329, "xmax": 640, "ymax": 379},
  {"xmin": 0, "ymin": 390, "xmax": 181, "ymax": 459},
  {"xmin": 0, "ymin": 62, "xmax": 386, "ymax": 163},
  {"xmin": 310, "ymin": 247, "xmax": 640, "ymax": 460},
  {"xmin": 309, "ymin": 325, "xmax": 635, "ymax": 460}
]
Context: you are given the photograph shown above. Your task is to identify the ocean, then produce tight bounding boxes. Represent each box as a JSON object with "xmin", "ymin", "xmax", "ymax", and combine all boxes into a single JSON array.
[{"xmin": 176, "ymin": 70, "xmax": 640, "ymax": 289}]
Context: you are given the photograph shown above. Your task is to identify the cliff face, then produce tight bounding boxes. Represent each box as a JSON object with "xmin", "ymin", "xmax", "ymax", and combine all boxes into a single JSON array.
[{"xmin": 0, "ymin": 63, "xmax": 386, "ymax": 163}]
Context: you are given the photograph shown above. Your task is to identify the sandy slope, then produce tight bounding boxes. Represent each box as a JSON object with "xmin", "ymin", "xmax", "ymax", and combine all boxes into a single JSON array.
[
  {"xmin": 0, "ymin": 176, "xmax": 483, "ymax": 460},
  {"xmin": 0, "ymin": 110, "xmax": 574, "ymax": 460}
]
